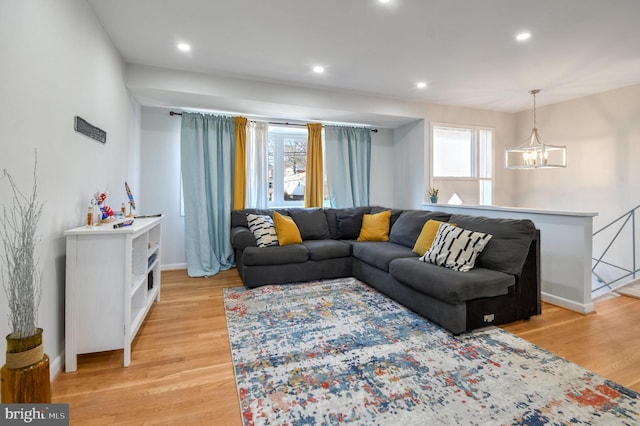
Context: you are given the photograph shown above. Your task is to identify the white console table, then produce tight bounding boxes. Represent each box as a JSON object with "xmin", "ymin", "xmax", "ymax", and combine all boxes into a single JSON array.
[{"xmin": 64, "ymin": 217, "xmax": 162, "ymax": 372}]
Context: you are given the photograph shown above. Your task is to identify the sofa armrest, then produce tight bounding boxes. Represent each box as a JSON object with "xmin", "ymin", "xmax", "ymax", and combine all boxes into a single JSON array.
[
  {"xmin": 231, "ymin": 227, "xmax": 257, "ymax": 250},
  {"xmin": 514, "ymin": 229, "xmax": 541, "ymax": 318}
]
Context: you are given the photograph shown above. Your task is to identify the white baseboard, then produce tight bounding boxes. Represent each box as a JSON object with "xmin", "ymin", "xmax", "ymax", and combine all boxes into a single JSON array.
[
  {"xmin": 614, "ymin": 276, "xmax": 640, "ymax": 290},
  {"xmin": 541, "ymin": 292, "xmax": 595, "ymax": 314},
  {"xmin": 162, "ymin": 263, "xmax": 187, "ymax": 271},
  {"xmin": 49, "ymin": 349, "xmax": 64, "ymax": 381}
]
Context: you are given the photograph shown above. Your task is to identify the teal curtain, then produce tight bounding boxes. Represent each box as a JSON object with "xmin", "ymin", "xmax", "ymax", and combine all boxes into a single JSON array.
[
  {"xmin": 325, "ymin": 126, "xmax": 371, "ymax": 208},
  {"xmin": 180, "ymin": 112, "xmax": 236, "ymax": 277}
]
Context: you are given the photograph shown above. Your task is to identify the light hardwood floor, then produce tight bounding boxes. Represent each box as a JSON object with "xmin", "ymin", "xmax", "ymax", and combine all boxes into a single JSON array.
[{"xmin": 52, "ymin": 269, "xmax": 640, "ymax": 425}]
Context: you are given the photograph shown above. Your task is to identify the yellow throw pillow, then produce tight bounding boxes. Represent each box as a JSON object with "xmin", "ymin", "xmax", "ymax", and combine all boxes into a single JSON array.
[
  {"xmin": 273, "ymin": 212, "xmax": 302, "ymax": 245},
  {"xmin": 357, "ymin": 210, "xmax": 391, "ymax": 242},
  {"xmin": 413, "ymin": 220, "xmax": 456, "ymax": 256}
]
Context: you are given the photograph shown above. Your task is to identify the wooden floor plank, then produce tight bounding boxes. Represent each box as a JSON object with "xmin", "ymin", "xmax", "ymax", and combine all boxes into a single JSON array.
[{"xmin": 52, "ymin": 269, "xmax": 640, "ymax": 424}]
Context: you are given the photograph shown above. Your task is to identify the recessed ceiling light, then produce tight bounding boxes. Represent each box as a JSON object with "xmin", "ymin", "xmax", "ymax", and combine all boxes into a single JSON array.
[
  {"xmin": 313, "ymin": 65, "xmax": 325, "ymax": 73},
  {"xmin": 416, "ymin": 82, "xmax": 427, "ymax": 89},
  {"xmin": 379, "ymin": 0, "xmax": 391, "ymax": 3},
  {"xmin": 516, "ymin": 32, "xmax": 531, "ymax": 41},
  {"xmin": 177, "ymin": 43, "xmax": 191, "ymax": 52}
]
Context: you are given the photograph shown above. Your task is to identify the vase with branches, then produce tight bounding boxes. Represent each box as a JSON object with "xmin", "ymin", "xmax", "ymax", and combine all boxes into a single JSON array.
[
  {"xmin": 427, "ymin": 187, "xmax": 439, "ymax": 203},
  {"xmin": 1, "ymin": 157, "xmax": 43, "ymax": 338},
  {"xmin": 0, "ymin": 152, "xmax": 50, "ymax": 403}
]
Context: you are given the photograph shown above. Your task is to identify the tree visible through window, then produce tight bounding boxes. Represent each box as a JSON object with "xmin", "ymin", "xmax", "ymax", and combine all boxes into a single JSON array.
[
  {"xmin": 430, "ymin": 124, "xmax": 493, "ymax": 205},
  {"xmin": 268, "ymin": 126, "xmax": 308, "ymax": 206}
]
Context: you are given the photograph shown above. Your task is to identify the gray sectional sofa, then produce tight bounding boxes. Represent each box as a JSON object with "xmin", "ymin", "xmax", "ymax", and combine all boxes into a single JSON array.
[{"xmin": 230, "ymin": 206, "xmax": 540, "ymax": 334}]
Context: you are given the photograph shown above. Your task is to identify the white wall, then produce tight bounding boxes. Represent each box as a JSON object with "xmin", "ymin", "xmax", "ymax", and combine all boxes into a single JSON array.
[
  {"xmin": 511, "ymin": 84, "xmax": 640, "ymax": 218},
  {"xmin": 392, "ymin": 120, "xmax": 427, "ymax": 209},
  {"xmin": 391, "ymin": 105, "xmax": 517, "ymax": 210},
  {"xmin": 0, "ymin": 0, "xmax": 137, "ymax": 381},
  {"xmin": 140, "ymin": 107, "xmax": 186, "ymax": 269},
  {"xmin": 510, "ymin": 84, "xmax": 640, "ymax": 280}
]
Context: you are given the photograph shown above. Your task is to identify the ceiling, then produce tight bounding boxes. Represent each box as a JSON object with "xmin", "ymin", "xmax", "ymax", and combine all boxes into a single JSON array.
[{"xmin": 89, "ymin": 0, "xmax": 640, "ymax": 119}]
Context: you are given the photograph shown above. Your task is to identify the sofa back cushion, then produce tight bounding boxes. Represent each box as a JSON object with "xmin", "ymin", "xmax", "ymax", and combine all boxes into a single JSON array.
[
  {"xmin": 389, "ymin": 210, "xmax": 452, "ymax": 248},
  {"xmin": 449, "ymin": 214, "xmax": 536, "ymax": 275},
  {"xmin": 231, "ymin": 208, "xmax": 287, "ymax": 228},
  {"xmin": 288, "ymin": 208, "xmax": 330, "ymax": 240}
]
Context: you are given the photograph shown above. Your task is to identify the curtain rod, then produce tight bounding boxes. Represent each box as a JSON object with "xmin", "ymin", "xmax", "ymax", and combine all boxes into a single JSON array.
[{"xmin": 169, "ymin": 111, "xmax": 378, "ymax": 132}]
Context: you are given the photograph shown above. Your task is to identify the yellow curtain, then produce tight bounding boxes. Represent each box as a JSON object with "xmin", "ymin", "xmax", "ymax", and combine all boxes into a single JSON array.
[
  {"xmin": 305, "ymin": 123, "xmax": 324, "ymax": 208},
  {"xmin": 233, "ymin": 117, "xmax": 247, "ymax": 210}
]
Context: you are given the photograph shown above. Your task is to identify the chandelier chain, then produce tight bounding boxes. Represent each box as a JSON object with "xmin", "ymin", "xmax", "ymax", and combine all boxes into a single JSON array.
[
  {"xmin": 533, "ymin": 92, "xmax": 536, "ymax": 128},
  {"xmin": 530, "ymin": 89, "xmax": 539, "ymax": 129}
]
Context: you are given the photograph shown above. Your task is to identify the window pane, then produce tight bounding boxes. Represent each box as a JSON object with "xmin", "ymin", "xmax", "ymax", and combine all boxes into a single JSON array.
[
  {"xmin": 480, "ymin": 179, "xmax": 492, "ymax": 205},
  {"xmin": 479, "ymin": 129, "xmax": 492, "ymax": 179},
  {"xmin": 430, "ymin": 125, "xmax": 494, "ymax": 206},
  {"xmin": 267, "ymin": 126, "xmax": 308, "ymax": 206},
  {"xmin": 267, "ymin": 138, "xmax": 275, "ymax": 203},
  {"xmin": 433, "ymin": 127, "xmax": 472, "ymax": 177},
  {"xmin": 283, "ymin": 137, "xmax": 306, "ymax": 201}
]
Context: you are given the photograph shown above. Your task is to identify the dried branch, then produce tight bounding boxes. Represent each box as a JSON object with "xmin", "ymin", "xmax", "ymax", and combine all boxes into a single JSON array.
[{"xmin": 1, "ymin": 151, "xmax": 44, "ymax": 338}]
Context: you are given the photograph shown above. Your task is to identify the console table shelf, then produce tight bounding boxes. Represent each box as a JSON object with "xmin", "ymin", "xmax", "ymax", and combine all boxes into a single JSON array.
[{"xmin": 64, "ymin": 216, "xmax": 162, "ymax": 372}]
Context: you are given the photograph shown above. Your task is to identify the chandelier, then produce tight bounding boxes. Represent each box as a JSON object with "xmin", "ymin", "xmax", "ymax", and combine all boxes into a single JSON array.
[{"xmin": 504, "ymin": 89, "xmax": 567, "ymax": 169}]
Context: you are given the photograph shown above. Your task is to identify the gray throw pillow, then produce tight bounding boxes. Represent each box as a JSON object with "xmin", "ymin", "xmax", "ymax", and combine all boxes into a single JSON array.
[{"xmin": 336, "ymin": 212, "xmax": 363, "ymax": 239}]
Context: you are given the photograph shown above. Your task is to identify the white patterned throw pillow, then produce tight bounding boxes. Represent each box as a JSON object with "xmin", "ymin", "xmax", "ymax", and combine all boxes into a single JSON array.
[
  {"xmin": 419, "ymin": 223, "xmax": 492, "ymax": 272},
  {"xmin": 246, "ymin": 213, "xmax": 279, "ymax": 248}
]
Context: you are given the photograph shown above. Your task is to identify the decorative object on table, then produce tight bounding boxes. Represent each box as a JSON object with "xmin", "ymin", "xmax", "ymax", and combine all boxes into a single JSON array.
[
  {"xmin": 225, "ymin": 278, "xmax": 639, "ymax": 425},
  {"xmin": 86, "ymin": 200, "xmax": 95, "ymax": 227},
  {"xmin": 0, "ymin": 153, "xmax": 51, "ymax": 403},
  {"xmin": 113, "ymin": 219, "xmax": 134, "ymax": 229},
  {"xmin": 504, "ymin": 89, "xmax": 567, "ymax": 169},
  {"xmin": 427, "ymin": 186, "xmax": 439, "ymax": 203},
  {"xmin": 124, "ymin": 181, "xmax": 136, "ymax": 217},
  {"xmin": 93, "ymin": 191, "xmax": 115, "ymax": 223}
]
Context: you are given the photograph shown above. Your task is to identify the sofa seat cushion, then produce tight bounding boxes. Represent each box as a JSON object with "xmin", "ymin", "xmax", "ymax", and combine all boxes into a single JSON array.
[
  {"xmin": 242, "ymin": 245, "xmax": 308, "ymax": 266},
  {"xmin": 389, "ymin": 257, "xmax": 515, "ymax": 304},
  {"xmin": 351, "ymin": 241, "xmax": 416, "ymax": 272},
  {"xmin": 302, "ymin": 240, "xmax": 351, "ymax": 261}
]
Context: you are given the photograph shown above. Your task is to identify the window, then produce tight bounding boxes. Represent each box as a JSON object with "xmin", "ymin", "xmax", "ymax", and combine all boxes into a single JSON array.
[
  {"xmin": 430, "ymin": 124, "xmax": 493, "ymax": 205},
  {"xmin": 266, "ymin": 125, "xmax": 329, "ymax": 207},
  {"xmin": 268, "ymin": 126, "xmax": 308, "ymax": 207}
]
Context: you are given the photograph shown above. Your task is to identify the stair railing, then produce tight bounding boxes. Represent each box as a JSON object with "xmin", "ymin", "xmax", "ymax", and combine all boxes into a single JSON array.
[{"xmin": 592, "ymin": 205, "xmax": 640, "ymax": 294}]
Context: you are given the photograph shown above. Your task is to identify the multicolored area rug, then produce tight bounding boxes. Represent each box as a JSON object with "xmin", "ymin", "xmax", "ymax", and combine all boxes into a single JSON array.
[{"xmin": 224, "ymin": 278, "xmax": 639, "ymax": 425}]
